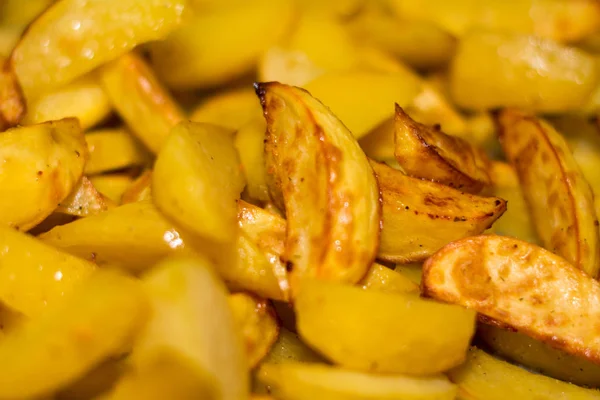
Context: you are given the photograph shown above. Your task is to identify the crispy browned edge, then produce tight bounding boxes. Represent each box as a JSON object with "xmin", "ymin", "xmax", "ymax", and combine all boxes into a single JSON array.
[
  {"xmin": 421, "ymin": 235, "xmax": 600, "ymax": 364},
  {"xmin": 253, "ymin": 81, "xmax": 382, "ymax": 282},
  {"xmin": 0, "ymin": 59, "xmax": 26, "ymax": 130}
]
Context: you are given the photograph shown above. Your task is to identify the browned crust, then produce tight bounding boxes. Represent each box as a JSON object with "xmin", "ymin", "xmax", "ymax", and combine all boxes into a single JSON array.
[{"xmin": 0, "ymin": 59, "xmax": 26, "ymax": 130}]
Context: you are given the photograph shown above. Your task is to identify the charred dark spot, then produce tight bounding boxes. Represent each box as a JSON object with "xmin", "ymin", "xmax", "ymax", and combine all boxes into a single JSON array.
[
  {"xmin": 405, "ymin": 206, "xmax": 409, "ymax": 210},
  {"xmin": 433, "ymin": 124, "xmax": 441, "ymax": 131},
  {"xmin": 285, "ymin": 261, "xmax": 294, "ymax": 272},
  {"xmin": 494, "ymin": 199, "xmax": 501, "ymax": 206},
  {"xmin": 90, "ymin": 252, "xmax": 97, "ymax": 262},
  {"xmin": 36, "ymin": 171, "xmax": 43, "ymax": 176},
  {"xmin": 595, "ymin": 220, "xmax": 599, "ymax": 227},
  {"xmin": 453, "ymin": 216, "xmax": 467, "ymax": 222},
  {"xmin": 74, "ymin": 150, "xmax": 80, "ymax": 157}
]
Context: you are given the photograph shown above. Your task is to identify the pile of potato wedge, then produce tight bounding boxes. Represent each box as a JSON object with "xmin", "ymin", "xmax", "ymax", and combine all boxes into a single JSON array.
[{"xmin": 4, "ymin": 0, "xmax": 600, "ymax": 399}]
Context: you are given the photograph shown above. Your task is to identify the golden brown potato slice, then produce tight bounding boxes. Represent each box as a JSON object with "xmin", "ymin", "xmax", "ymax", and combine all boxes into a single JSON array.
[
  {"xmin": 56, "ymin": 176, "xmax": 113, "ymax": 217},
  {"xmin": 0, "ymin": 61, "xmax": 25, "ymax": 130},
  {"xmin": 497, "ymin": 109, "xmax": 600, "ymax": 278},
  {"xmin": 359, "ymin": 262, "xmax": 419, "ymax": 294},
  {"xmin": 0, "ymin": 118, "xmax": 87, "ymax": 231},
  {"xmin": 295, "ymin": 278, "xmax": 475, "ymax": 375},
  {"xmin": 89, "ymin": 174, "xmax": 133, "ymax": 204},
  {"xmin": 448, "ymin": 347, "xmax": 600, "ymax": 400},
  {"xmin": 0, "ymin": 269, "xmax": 147, "ymax": 400},
  {"xmin": 422, "ymin": 234, "xmax": 600, "ymax": 364},
  {"xmin": 257, "ymin": 82, "xmax": 380, "ymax": 290},
  {"xmin": 372, "ymin": 160, "xmax": 506, "ymax": 263},
  {"xmin": 108, "ymin": 256, "xmax": 248, "ymax": 400},
  {"xmin": 229, "ymin": 292, "xmax": 279, "ymax": 369},
  {"xmin": 394, "ymin": 105, "xmax": 491, "ymax": 193},
  {"xmin": 9, "ymin": 0, "xmax": 186, "ymax": 101},
  {"xmin": 85, "ymin": 128, "xmax": 149, "ymax": 175},
  {"xmin": 99, "ymin": 52, "xmax": 185, "ymax": 153},
  {"xmin": 479, "ymin": 325, "xmax": 600, "ymax": 387},
  {"xmin": 23, "ymin": 74, "xmax": 112, "ymax": 130},
  {"xmin": 258, "ymin": 363, "xmax": 458, "ymax": 400},
  {"xmin": 191, "ymin": 87, "xmax": 263, "ymax": 132},
  {"xmin": 234, "ymin": 118, "xmax": 270, "ymax": 202},
  {"xmin": 121, "ymin": 169, "xmax": 153, "ymax": 204}
]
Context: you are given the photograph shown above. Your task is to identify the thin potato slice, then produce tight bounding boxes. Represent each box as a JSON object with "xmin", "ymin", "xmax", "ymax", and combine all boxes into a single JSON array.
[
  {"xmin": 0, "ymin": 118, "xmax": 87, "ymax": 231},
  {"xmin": 121, "ymin": 169, "xmax": 153, "ymax": 204},
  {"xmin": 449, "ymin": 31, "xmax": 599, "ymax": 112},
  {"xmin": 191, "ymin": 88, "xmax": 263, "ymax": 132},
  {"xmin": 234, "ymin": 118, "xmax": 270, "ymax": 202},
  {"xmin": 153, "ymin": 121, "xmax": 244, "ymax": 245},
  {"xmin": 108, "ymin": 256, "xmax": 248, "ymax": 400},
  {"xmin": 0, "ymin": 61, "xmax": 25, "ymax": 129},
  {"xmin": 0, "ymin": 270, "xmax": 148, "ymax": 400},
  {"xmin": 258, "ymin": 363, "xmax": 458, "ymax": 400},
  {"xmin": 257, "ymin": 82, "xmax": 380, "ymax": 289},
  {"xmin": 359, "ymin": 263, "xmax": 419, "ymax": 294},
  {"xmin": 229, "ymin": 292, "xmax": 279, "ymax": 368},
  {"xmin": 56, "ymin": 176, "xmax": 113, "ymax": 217},
  {"xmin": 448, "ymin": 347, "xmax": 600, "ymax": 400},
  {"xmin": 99, "ymin": 52, "xmax": 185, "ymax": 153},
  {"xmin": 497, "ymin": 109, "xmax": 600, "ymax": 278},
  {"xmin": 23, "ymin": 74, "xmax": 112, "ymax": 130},
  {"xmin": 89, "ymin": 174, "xmax": 133, "ymax": 204},
  {"xmin": 295, "ymin": 279, "xmax": 476, "ymax": 375},
  {"xmin": 372, "ymin": 160, "xmax": 506, "ymax": 263},
  {"xmin": 422, "ymin": 235, "xmax": 600, "ymax": 364},
  {"xmin": 10, "ymin": 0, "xmax": 186, "ymax": 101},
  {"xmin": 85, "ymin": 128, "xmax": 149, "ymax": 175},
  {"xmin": 394, "ymin": 105, "xmax": 491, "ymax": 193}
]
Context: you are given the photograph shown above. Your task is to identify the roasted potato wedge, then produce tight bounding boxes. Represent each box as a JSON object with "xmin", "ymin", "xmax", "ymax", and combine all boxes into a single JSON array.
[
  {"xmin": 295, "ymin": 278, "xmax": 476, "ymax": 375},
  {"xmin": 234, "ymin": 118, "xmax": 270, "ymax": 202},
  {"xmin": 359, "ymin": 262, "xmax": 419, "ymax": 294},
  {"xmin": 99, "ymin": 52, "xmax": 185, "ymax": 153},
  {"xmin": 448, "ymin": 347, "xmax": 600, "ymax": 400},
  {"xmin": 108, "ymin": 256, "xmax": 248, "ymax": 400},
  {"xmin": 423, "ymin": 235, "xmax": 600, "ymax": 364},
  {"xmin": 89, "ymin": 174, "xmax": 133, "ymax": 205},
  {"xmin": 450, "ymin": 31, "xmax": 599, "ymax": 112},
  {"xmin": 191, "ymin": 87, "xmax": 263, "ymax": 132},
  {"xmin": 56, "ymin": 176, "xmax": 112, "ymax": 217},
  {"xmin": 229, "ymin": 292, "xmax": 279, "ymax": 369},
  {"xmin": 0, "ymin": 118, "xmax": 87, "ymax": 231},
  {"xmin": 497, "ymin": 109, "xmax": 600, "ymax": 278},
  {"xmin": 372, "ymin": 160, "xmax": 506, "ymax": 263},
  {"xmin": 0, "ymin": 270, "xmax": 147, "ymax": 400},
  {"xmin": 121, "ymin": 169, "xmax": 153, "ymax": 204},
  {"xmin": 10, "ymin": 0, "xmax": 186, "ymax": 101},
  {"xmin": 85, "ymin": 128, "xmax": 149, "ymax": 175},
  {"xmin": 0, "ymin": 61, "xmax": 25, "ymax": 129},
  {"xmin": 258, "ymin": 362, "xmax": 458, "ymax": 400},
  {"xmin": 258, "ymin": 82, "xmax": 380, "ymax": 289},
  {"xmin": 394, "ymin": 105, "xmax": 491, "ymax": 193}
]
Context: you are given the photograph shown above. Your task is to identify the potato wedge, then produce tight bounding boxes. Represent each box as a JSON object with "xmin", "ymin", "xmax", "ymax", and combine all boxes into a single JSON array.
[
  {"xmin": 23, "ymin": 74, "xmax": 112, "ymax": 130},
  {"xmin": 394, "ymin": 105, "xmax": 491, "ymax": 193},
  {"xmin": 89, "ymin": 174, "xmax": 133, "ymax": 204},
  {"xmin": 448, "ymin": 347, "xmax": 600, "ymax": 400},
  {"xmin": 257, "ymin": 82, "xmax": 380, "ymax": 289},
  {"xmin": 10, "ymin": 0, "xmax": 186, "ymax": 101},
  {"xmin": 191, "ymin": 88, "xmax": 263, "ymax": 132},
  {"xmin": 449, "ymin": 31, "xmax": 599, "ymax": 112},
  {"xmin": 108, "ymin": 256, "xmax": 248, "ymax": 400},
  {"xmin": 497, "ymin": 109, "xmax": 600, "ymax": 278},
  {"xmin": 359, "ymin": 262, "xmax": 419, "ymax": 294},
  {"xmin": 234, "ymin": 118, "xmax": 270, "ymax": 202},
  {"xmin": 99, "ymin": 52, "xmax": 185, "ymax": 153},
  {"xmin": 295, "ymin": 279, "xmax": 476, "ymax": 375},
  {"xmin": 258, "ymin": 363, "xmax": 458, "ymax": 400},
  {"xmin": 85, "ymin": 128, "xmax": 149, "ymax": 175},
  {"xmin": 57, "ymin": 357, "xmax": 127, "ymax": 400},
  {"xmin": 121, "ymin": 169, "xmax": 153, "ymax": 204},
  {"xmin": 56, "ymin": 176, "xmax": 112, "ymax": 217},
  {"xmin": 479, "ymin": 325, "xmax": 600, "ymax": 387},
  {"xmin": 260, "ymin": 327, "xmax": 323, "ymax": 365},
  {"xmin": 229, "ymin": 292, "xmax": 279, "ymax": 368},
  {"xmin": 0, "ymin": 61, "xmax": 25, "ymax": 129},
  {"xmin": 394, "ymin": 263, "xmax": 423, "ymax": 285},
  {"xmin": 0, "ymin": 118, "xmax": 87, "ymax": 231},
  {"xmin": 150, "ymin": 0, "xmax": 294, "ymax": 90},
  {"xmin": 153, "ymin": 121, "xmax": 244, "ymax": 245},
  {"xmin": 422, "ymin": 235, "xmax": 600, "ymax": 364},
  {"xmin": 372, "ymin": 160, "xmax": 506, "ymax": 263}
]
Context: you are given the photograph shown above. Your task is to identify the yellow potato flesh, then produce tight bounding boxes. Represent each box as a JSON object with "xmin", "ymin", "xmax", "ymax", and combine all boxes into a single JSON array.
[
  {"xmin": 121, "ymin": 169, "xmax": 153, "ymax": 204},
  {"xmin": 10, "ymin": 0, "xmax": 187, "ymax": 100},
  {"xmin": 359, "ymin": 263, "xmax": 419, "ymax": 294},
  {"xmin": 191, "ymin": 88, "xmax": 263, "ymax": 132},
  {"xmin": 85, "ymin": 128, "xmax": 149, "ymax": 175},
  {"xmin": 57, "ymin": 358, "xmax": 127, "ymax": 400},
  {"xmin": 23, "ymin": 74, "xmax": 112, "ymax": 130},
  {"xmin": 448, "ymin": 348, "xmax": 600, "ymax": 400},
  {"xmin": 109, "ymin": 256, "xmax": 248, "ymax": 400},
  {"xmin": 0, "ymin": 62, "xmax": 26, "ymax": 130},
  {"xmin": 0, "ymin": 270, "xmax": 148, "ymax": 399},
  {"xmin": 99, "ymin": 52, "xmax": 185, "ymax": 153},
  {"xmin": 450, "ymin": 31, "xmax": 599, "ymax": 112},
  {"xmin": 258, "ymin": 363, "xmax": 458, "ymax": 400},
  {"xmin": 153, "ymin": 121, "xmax": 244, "ymax": 245},
  {"xmin": 0, "ymin": 118, "xmax": 87, "ymax": 231},
  {"xmin": 295, "ymin": 279, "xmax": 476, "ymax": 375},
  {"xmin": 89, "ymin": 174, "xmax": 133, "ymax": 204},
  {"xmin": 56, "ymin": 176, "xmax": 112, "ymax": 217},
  {"xmin": 234, "ymin": 118, "xmax": 270, "ymax": 202}
]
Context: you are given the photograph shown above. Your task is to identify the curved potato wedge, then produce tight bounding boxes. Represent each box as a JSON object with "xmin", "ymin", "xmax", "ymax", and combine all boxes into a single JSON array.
[
  {"xmin": 372, "ymin": 160, "xmax": 506, "ymax": 263},
  {"xmin": 448, "ymin": 347, "xmax": 600, "ymax": 400},
  {"xmin": 229, "ymin": 292, "xmax": 279, "ymax": 368},
  {"xmin": 497, "ymin": 109, "xmax": 600, "ymax": 278},
  {"xmin": 0, "ymin": 61, "xmax": 25, "ymax": 129},
  {"xmin": 99, "ymin": 52, "xmax": 185, "ymax": 153},
  {"xmin": 394, "ymin": 105, "xmax": 491, "ymax": 193},
  {"xmin": 423, "ymin": 235, "xmax": 600, "ymax": 364},
  {"xmin": 85, "ymin": 128, "xmax": 149, "ymax": 175},
  {"xmin": 56, "ymin": 176, "xmax": 113, "ymax": 217},
  {"xmin": 258, "ymin": 363, "xmax": 458, "ymax": 400},
  {"xmin": 10, "ymin": 0, "xmax": 186, "ymax": 101},
  {"xmin": 0, "ymin": 118, "xmax": 87, "ymax": 231},
  {"xmin": 257, "ymin": 82, "xmax": 380, "ymax": 289}
]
